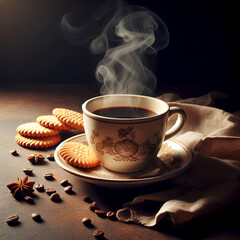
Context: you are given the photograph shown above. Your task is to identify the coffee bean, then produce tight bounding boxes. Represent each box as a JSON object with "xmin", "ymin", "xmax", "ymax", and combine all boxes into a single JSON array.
[
  {"xmin": 61, "ymin": 179, "xmax": 69, "ymax": 186},
  {"xmin": 90, "ymin": 202, "xmax": 99, "ymax": 211},
  {"xmin": 50, "ymin": 193, "xmax": 61, "ymax": 202},
  {"xmin": 93, "ymin": 230, "xmax": 104, "ymax": 239},
  {"xmin": 64, "ymin": 186, "xmax": 73, "ymax": 194},
  {"xmin": 106, "ymin": 211, "xmax": 116, "ymax": 220},
  {"xmin": 95, "ymin": 209, "xmax": 106, "ymax": 218},
  {"xmin": 46, "ymin": 153, "xmax": 55, "ymax": 161},
  {"xmin": 46, "ymin": 189, "xmax": 56, "ymax": 196},
  {"xmin": 82, "ymin": 217, "xmax": 92, "ymax": 226},
  {"xmin": 35, "ymin": 184, "xmax": 45, "ymax": 192},
  {"xmin": 25, "ymin": 196, "xmax": 34, "ymax": 204},
  {"xmin": 23, "ymin": 168, "xmax": 33, "ymax": 175},
  {"xmin": 10, "ymin": 149, "xmax": 19, "ymax": 156},
  {"xmin": 44, "ymin": 173, "xmax": 54, "ymax": 180},
  {"xmin": 83, "ymin": 195, "xmax": 93, "ymax": 203},
  {"xmin": 6, "ymin": 215, "xmax": 19, "ymax": 225},
  {"xmin": 31, "ymin": 213, "xmax": 42, "ymax": 222}
]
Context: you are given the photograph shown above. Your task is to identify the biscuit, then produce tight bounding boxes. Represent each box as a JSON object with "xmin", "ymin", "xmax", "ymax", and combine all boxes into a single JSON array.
[
  {"xmin": 17, "ymin": 122, "xmax": 59, "ymax": 137},
  {"xmin": 52, "ymin": 108, "xmax": 84, "ymax": 131},
  {"xmin": 15, "ymin": 134, "xmax": 61, "ymax": 149},
  {"xmin": 59, "ymin": 142, "xmax": 100, "ymax": 168},
  {"xmin": 37, "ymin": 115, "xmax": 72, "ymax": 131}
]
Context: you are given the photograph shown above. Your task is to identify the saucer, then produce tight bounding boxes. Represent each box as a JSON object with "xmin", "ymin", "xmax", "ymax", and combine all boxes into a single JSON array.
[{"xmin": 54, "ymin": 134, "xmax": 192, "ymax": 188}]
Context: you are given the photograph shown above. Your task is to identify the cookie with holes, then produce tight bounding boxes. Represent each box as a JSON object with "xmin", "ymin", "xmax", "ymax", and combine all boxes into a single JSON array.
[
  {"xmin": 59, "ymin": 142, "xmax": 100, "ymax": 168},
  {"xmin": 52, "ymin": 108, "xmax": 84, "ymax": 131},
  {"xmin": 37, "ymin": 115, "xmax": 73, "ymax": 131}
]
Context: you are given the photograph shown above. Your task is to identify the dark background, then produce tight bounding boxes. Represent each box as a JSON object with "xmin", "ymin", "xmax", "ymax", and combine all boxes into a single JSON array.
[{"xmin": 0, "ymin": 0, "xmax": 239, "ymax": 95}]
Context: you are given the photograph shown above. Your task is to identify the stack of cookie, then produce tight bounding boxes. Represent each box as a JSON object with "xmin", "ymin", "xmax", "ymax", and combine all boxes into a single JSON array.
[{"xmin": 15, "ymin": 108, "xmax": 84, "ymax": 149}]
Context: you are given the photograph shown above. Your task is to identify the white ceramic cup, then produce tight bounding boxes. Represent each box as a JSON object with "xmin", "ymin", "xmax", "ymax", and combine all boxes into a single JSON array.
[{"xmin": 82, "ymin": 94, "xmax": 186, "ymax": 173}]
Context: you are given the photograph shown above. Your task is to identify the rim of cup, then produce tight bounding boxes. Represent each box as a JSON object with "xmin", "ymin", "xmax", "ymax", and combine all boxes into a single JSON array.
[{"xmin": 82, "ymin": 94, "xmax": 170, "ymax": 123}]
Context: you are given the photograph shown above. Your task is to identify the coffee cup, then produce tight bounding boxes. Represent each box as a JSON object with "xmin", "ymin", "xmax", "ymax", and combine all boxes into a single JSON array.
[{"xmin": 82, "ymin": 94, "xmax": 186, "ymax": 173}]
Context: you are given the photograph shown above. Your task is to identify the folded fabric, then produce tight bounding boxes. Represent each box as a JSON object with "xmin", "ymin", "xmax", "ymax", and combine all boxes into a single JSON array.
[{"xmin": 116, "ymin": 92, "xmax": 240, "ymax": 226}]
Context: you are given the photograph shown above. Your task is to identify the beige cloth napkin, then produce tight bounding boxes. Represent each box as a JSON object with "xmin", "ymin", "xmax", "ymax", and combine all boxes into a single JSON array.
[{"xmin": 116, "ymin": 91, "xmax": 240, "ymax": 226}]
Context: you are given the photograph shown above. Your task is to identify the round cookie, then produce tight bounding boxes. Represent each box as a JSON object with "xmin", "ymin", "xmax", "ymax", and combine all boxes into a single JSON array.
[
  {"xmin": 37, "ymin": 115, "xmax": 72, "ymax": 131},
  {"xmin": 15, "ymin": 134, "xmax": 61, "ymax": 149},
  {"xmin": 52, "ymin": 108, "xmax": 84, "ymax": 131},
  {"xmin": 59, "ymin": 142, "xmax": 100, "ymax": 168},
  {"xmin": 17, "ymin": 122, "xmax": 59, "ymax": 137}
]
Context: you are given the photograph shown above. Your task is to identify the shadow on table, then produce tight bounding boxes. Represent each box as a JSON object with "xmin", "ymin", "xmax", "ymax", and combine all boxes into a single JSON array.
[{"xmin": 80, "ymin": 179, "xmax": 175, "ymax": 211}]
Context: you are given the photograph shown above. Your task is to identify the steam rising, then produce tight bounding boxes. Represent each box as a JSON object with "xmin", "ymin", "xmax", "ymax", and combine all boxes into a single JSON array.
[{"xmin": 61, "ymin": 0, "xmax": 169, "ymax": 95}]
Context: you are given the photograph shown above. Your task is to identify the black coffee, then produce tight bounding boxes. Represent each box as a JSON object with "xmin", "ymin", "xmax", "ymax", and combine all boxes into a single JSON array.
[{"xmin": 93, "ymin": 107, "xmax": 156, "ymax": 118}]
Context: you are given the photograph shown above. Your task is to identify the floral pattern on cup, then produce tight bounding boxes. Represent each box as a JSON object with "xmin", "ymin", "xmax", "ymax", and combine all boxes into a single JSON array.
[{"xmin": 90, "ymin": 127, "xmax": 161, "ymax": 161}]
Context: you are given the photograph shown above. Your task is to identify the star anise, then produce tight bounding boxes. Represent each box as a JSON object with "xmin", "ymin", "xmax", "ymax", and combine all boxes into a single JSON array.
[
  {"xmin": 7, "ymin": 176, "xmax": 35, "ymax": 199},
  {"xmin": 27, "ymin": 153, "xmax": 45, "ymax": 164}
]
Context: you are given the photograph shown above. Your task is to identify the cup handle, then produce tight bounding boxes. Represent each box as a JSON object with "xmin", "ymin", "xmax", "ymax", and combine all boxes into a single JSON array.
[{"xmin": 164, "ymin": 106, "xmax": 186, "ymax": 141}]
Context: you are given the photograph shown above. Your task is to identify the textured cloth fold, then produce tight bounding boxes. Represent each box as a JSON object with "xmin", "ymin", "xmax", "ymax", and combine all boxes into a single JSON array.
[{"xmin": 116, "ymin": 92, "xmax": 240, "ymax": 226}]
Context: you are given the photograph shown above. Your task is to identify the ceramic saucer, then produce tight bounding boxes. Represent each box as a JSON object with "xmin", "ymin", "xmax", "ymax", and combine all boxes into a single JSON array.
[{"xmin": 54, "ymin": 134, "xmax": 192, "ymax": 188}]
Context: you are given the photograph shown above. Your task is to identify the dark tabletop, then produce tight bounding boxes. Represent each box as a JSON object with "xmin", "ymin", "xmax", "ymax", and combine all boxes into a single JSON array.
[{"xmin": 0, "ymin": 84, "xmax": 239, "ymax": 240}]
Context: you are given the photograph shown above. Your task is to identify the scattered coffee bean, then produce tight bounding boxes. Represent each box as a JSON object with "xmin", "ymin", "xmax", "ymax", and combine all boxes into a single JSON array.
[
  {"xmin": 83, "ymin": 195, "xmax": 93, "ymax": 203},
  {"xmin": 44, "ymin": 173, "xmax": 54, "ymax": 180},
  {"xmin": 61, "ymin": 179, "xmax": 69, "ymax": 186},
  {"xmin": 6, "ymin": 215, "xmax": 19, "ymax": 225},
  {"xmin": 90, "ymin": 202, "xmax": 99, "ymax": 211},
  {"xmin": 95, "ymin": 209, "xmax": 106, "ymax": 218},
  {"xmin": 10, "ymin": 149, "xmax": 19, "ymax": 156},
  {"xmin": 93, "ymin": 230, "xmax": 104, "ymax": 239},
  {"xmin": 31, "ymin": 213, "xmax": 42, "ymax": 222},
  {"xmin": 82, "ymin": 217, "xmax": 92, "ymax": 226},
  {"xmin": 23, "ymin": 168, "xmax": 33, "ymax": 175},
  {"xmin": 46, "ymin": 153, "xmax": 55, "ymax": 161},
  {"xmin": 25, "ymin": 196, "xmax": 34, "ymax": 204},
  {"xmin": 46, "ymin": 189, "xmax": 56, "ymax": 196},
  {"xmin": 106, "ymin": 211, "xmax": 116, "ymax": 220},
  {"xmin": 50, "ymin": 193, "xmax": 61, "ymax": 202},
  {"xmin": 35, "ymin": 184, "xmax": 45, "ymax": 192},
  {"xmin": 64, "ymin": 186, "xmax": 73, "ymax": 194}
]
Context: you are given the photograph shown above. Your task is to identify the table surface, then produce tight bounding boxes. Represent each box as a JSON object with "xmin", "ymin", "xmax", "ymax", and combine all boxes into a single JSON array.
[{"xmin": 0, "ymin": 84, "xmax": 239, "ymax": 240}]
